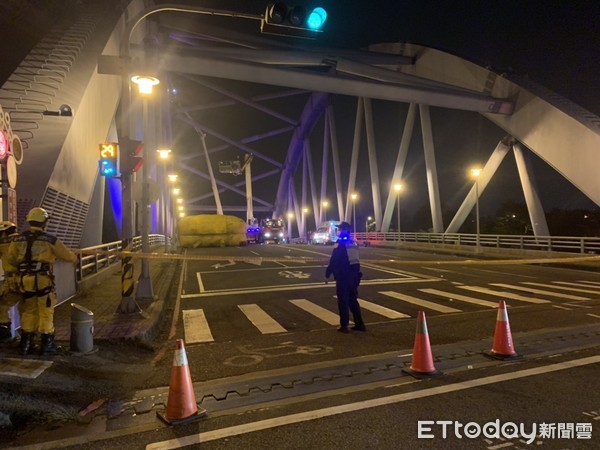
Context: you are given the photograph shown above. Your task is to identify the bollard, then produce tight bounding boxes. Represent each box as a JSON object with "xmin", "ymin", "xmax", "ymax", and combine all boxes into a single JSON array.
[{"xmin": 70, "ymin": 303, "xmax": 94, "ymax": 354}]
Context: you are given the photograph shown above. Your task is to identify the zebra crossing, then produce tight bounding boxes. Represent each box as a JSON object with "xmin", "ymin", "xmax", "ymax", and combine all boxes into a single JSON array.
[{"xmin": 182, "ymin": 280, "xmax": 600, "ymax": 344}]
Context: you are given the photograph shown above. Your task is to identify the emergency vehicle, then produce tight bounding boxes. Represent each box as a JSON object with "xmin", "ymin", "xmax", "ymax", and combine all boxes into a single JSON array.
[
  {"xmin": 246, "ymin": 218, "xmax": 261, "ymax": 244},
  {"xmin": 310, "ymin": 221, "xmax": 341, "ymax": 245},
  {"xmin": 261, "ymin": 218, "xmax": 286, "ymax": 244}
]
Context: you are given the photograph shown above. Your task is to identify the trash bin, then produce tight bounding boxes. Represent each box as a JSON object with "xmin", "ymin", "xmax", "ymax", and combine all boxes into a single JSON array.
[{"xmin": 70, "ymin": 303, "xmax": 94, "ymax": 354}]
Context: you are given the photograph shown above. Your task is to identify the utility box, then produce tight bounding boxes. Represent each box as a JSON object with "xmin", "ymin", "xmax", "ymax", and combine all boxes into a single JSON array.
[{"xmin": 70, "ymin": 303, "xmax": 94, "ymax": 354}]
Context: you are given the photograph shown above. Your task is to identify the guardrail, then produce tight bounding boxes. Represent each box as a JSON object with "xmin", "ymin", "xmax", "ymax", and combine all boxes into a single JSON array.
[
  {"xmin": 77, "ymin": 234, "xmax": 167, "ymax": 282},
  {"xmin": 352, "ymin": 232, "xmax": 600, "ymax": 254}
]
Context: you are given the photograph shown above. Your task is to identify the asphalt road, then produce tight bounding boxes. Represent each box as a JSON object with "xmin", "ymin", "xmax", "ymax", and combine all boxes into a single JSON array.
[{"xmin": 4, "ymin": 243, "xmax": 600, "ymax": 449}]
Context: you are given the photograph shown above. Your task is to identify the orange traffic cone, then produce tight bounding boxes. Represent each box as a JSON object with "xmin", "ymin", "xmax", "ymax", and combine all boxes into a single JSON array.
[
  {"xmin": 484, "ymin": 300, "xmax": 521, "ymax": 360},
  {"xmin": 157, "ymin": 339, "xmax": 207, "ymax": 425},
  {"xmin": 403, "ymin": 311, "xmax": 441, "ymax": 378}
]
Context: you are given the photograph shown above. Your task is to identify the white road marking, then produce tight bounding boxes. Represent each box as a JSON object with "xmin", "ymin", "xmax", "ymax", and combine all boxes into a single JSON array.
[
  {"xmin": 490, "ymin": 283, "xmax": 588, "ymax": 300},
  {"xmin": 196, "ymin": 272, "xmax": 205, "ymax": 293},
  {"xmin": 576, "ymin": 280, "xmax": 600, "ymax": 286},
  {"xmin": 457, "ymin": 286, "xmax": 551, "ymax": 304},
  {"xmin": 587, "ymin": 313, "xmax": 600, "ymax": 319},
  {"xmin": 421, "ymin": 267, "xmax": 456, "ymax": 273},
  {"xmin": 552, "ymin": 305, "xmax": 572, "ymax": 310},
  {"xmin": 523, "ymin": 282, "xmax": 600, "ymax": 295},
  {"xmin": 182, "ymin": 309, "xmax": 214, "ymax": 343},
  {"xmin": 379, "ymin": 291, "xmax": 461, "ymax": 313},
  {"xmin": 146, "ymin": 355, "xmax": 600, "ymax": 449},
  {"xmin": 238, "ymin": 304, "xmax": 287, "ymax": 334},
  {"xmin": 420, "ymin": 288, "xmax": 498, "ymax": 308},
  {"xmin": 553, "ymin": 281, "xmax": 600, "ymax": 289},
  {"xmin": 357, "ymin": 299, "xmax": 410, "ymax": 319},
  {"xmin": 181, "ymin": 278, "xmax": 436, "ymax": 298},
  {"xmin": 290, "ymin": 299, "xmax": 339, "ymax": 325}
]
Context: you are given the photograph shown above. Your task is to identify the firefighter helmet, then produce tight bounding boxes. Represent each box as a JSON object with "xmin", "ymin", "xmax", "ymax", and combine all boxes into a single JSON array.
[
  {"xmin": 26, "ymin": 207, "xmax": 49, "ymax": 223},
  {"xmin": 0, "ymin": 221, "xmax": 16, "ymax": 232}
]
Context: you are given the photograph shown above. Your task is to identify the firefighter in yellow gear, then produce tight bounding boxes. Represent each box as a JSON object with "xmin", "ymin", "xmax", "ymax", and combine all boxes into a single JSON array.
[
  {"xmin": 0, "ymin": 221, "xmax": 20, "ymax": 342},
  {"xmin": 7, "ymin": 207, "xmax": 77, "ymax": 355}
]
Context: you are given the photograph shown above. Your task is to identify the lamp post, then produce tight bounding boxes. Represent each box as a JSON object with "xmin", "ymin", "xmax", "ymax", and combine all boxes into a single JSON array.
[
  {"xmin": 131, "ymin": 74, "xmax": 160, "ymax": 300},
  {"xmin": 350, "ymin": 193, "xmax": 358, "ymax": 237},
  {"xmin": 366, "ymin": 216, "xmax": 372, "ymax": 233},
  {"xmin": 302, "ymin": 207, "xmax": 309, "ymax": 241},
  {"xmin": 287, "ymin": 212, "xmax": 293, "ymax": 243},
  {"xmin": 470, "ymin": 168, "xmax": 482, "ymax": 252},
  {"xmin": 321, "ymin": 200, "xmax": 329, "ymax": 223},
  {"xmin": 157, "ymin": 148, "xmax": 171, "ymax": 244},
  {"xmin": 394, "ymin": 183, "xmax": 402, "ymax": 240}
]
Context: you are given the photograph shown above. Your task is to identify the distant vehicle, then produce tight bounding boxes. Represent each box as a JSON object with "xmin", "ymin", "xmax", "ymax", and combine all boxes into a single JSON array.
[
  {"xmin": 310, "ymin": 221, "xmax": 341, "ymax": 245},
  {"xmin": 246, "ymin": 218, "xmax": 261, "ymax": 244},
  {"xmin": 261, "ymin": 218, "xmax": 286, "ymax": 244}
]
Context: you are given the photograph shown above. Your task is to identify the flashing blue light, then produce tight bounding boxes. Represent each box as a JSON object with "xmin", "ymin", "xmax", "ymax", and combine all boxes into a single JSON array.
[{"xmin": 306, "ymin": 7, "xmax": 327, "ymax": 30}]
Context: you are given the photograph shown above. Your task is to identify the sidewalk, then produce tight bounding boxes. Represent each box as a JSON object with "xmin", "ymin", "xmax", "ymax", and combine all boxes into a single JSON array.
[{"xmin": 53, "ymin": 252, "xmax": 180, "ymax": 344}]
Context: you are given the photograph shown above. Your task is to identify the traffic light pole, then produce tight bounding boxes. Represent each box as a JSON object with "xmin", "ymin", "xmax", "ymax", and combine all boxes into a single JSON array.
[{"xmin": 117, "ymin": 77, "xmax": 137, "ymax": 314}]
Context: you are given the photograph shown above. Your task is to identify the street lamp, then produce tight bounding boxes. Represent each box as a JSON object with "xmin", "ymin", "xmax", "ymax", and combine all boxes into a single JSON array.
[
  {"xmin": 350, "ymin": 193, "xmax": 358, "ymax": 237},
  {"xmin": 394, "ymin": 183, "xmax": 403, "ymax": 240},
  {"xmin": 131, "ymin": 73, "xmax": 160, "ymax": 300},
  {"xmin": 470, "ymin": 168, "xmax": 482, "ymax": 252},
  {"xmin": 366, "ymin": 216, "xmax": 372, "ymax": 233}
]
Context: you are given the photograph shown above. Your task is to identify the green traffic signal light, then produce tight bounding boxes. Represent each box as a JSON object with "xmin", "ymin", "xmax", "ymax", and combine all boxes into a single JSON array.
[
  {"xmin": 99, "ymin": 158, "xmax": 118, "ymax": 177},
  {"xmin": 307, "ymin": 7, "xmax": 327, "ymax": 30},
  {"xmin": 263, "ymin": 3, "xmax": 327, "ymax": 38}
]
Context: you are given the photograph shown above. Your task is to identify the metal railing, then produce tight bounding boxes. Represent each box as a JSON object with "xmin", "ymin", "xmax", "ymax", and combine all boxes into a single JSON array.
[
  {"xmin": 76, "ymin": 234, "xmax": 167, "ymax": 282},
  {"xmin": 352, "ymin": 232, "xmax": 600, "ymax": 254}
]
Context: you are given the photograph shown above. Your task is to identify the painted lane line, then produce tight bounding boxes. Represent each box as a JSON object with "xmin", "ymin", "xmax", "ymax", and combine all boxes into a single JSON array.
[
  {"xmin": 146, "ymin": 355, "xmax": 600, "ymax": 449},
  {"xmin": 553, "ymin": 281, "xmax": 600, "ymax": 289},
  {"xmin": 420, "ymin": 288, "xmax": 498, "ymax": 308},
  {"xmin": 238, "ymin": 304, "xmax": 287, "ymax": 334},
  {"xmin": 490, "ymin": 283, "xmax": 588, "ymax": 301},
  {"xmin": 522, "ymin": 282, "xmax": 600, "ymax": 295},
  {"xmin": 181, "ymin": 278, "xmax": 436, "ymax": 299},
  {"xmin": 196, "ymin": 272, "xmax": 205, "ymax": 293},
  {"xmin": 182, "ymin": 309, "xmax": 214, "ymax": 343},
  {"xmin": 379, "ymin": 291, "xmax": 461, "ymax": 313},
  {"xmin": 357, "ymin": 299, "xmax": 411, "ymax": 319},
  {"xmin": 457, "ymin": 286, "xmax": 550, "ymax": 304},
  {"xmin": 576, "ymin": 280, "xmax": 600, "ymax": 286},
  {"xmin": 552, "ymin": 305, "xmax": 572, "ymax": 310},
  {"xmin": 587, "ymin": 313, "xmax": 600, "ymax": 319},
  {"xmin": 290, "ymin": 299, "xmax": 339, "ymax": 326}
]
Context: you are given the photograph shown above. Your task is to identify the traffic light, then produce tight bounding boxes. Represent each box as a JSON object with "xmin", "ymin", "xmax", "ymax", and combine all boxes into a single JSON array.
[
  {"xmin": 99, "ymin": 143, "xmax": 119, "ymax": 177},
  {"xmin": 262, "ymin": 3, "xmax": 328, "ymax": 39},
  {"xmin": 118, "ymin": 137, "xmax": 144, "ymax": 173}
]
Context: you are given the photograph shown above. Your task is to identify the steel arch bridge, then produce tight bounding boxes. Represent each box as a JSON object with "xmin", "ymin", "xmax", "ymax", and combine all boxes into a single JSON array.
[{"xmin": 1, "ymin": 0, "xmax": 598, "ymax": 248}]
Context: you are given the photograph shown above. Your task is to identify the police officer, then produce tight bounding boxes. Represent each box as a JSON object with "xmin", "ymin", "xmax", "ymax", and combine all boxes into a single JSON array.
[
  {"xmin": 0, "ymin": 221, "xmax": 19, "ymax": 342},
  {"xmin": 7, "ymin": 207, "xmax": 77, "ymax": 355},
  {"xmin": 325, "ymin": 222, "xmax": 366, "ymax": 333}
]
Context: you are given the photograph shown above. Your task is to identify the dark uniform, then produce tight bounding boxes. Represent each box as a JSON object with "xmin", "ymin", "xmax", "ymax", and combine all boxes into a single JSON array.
[
  {"xmin": 7, "ymin": 208, "xmax": 77, "ymax": 355},
  {"xmin": 325, "ymin": 223, "xmax": 366, "ymax": 333}
]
